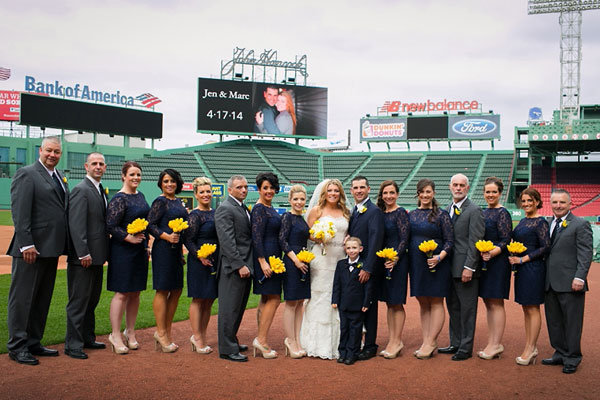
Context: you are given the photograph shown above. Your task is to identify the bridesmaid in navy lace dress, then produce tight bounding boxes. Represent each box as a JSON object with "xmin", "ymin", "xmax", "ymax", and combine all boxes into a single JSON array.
[
  {"xmin": 509, "ymin": 187, "xmax": 550, "ymax": 366},
  {"xmin": 477, "ymin": 177, "xmax": 512, "ymax": 360},
  {"xmin": 184, "ymin": 177, "xmax": 218, "ymax": 355},
  {"xmin": 106, "ymin": 161, "xmax": 150, "ymax": 354},
  {"xmin": 278, "ymin": 185, "xmax": 310, "ymax": 358},
  {"xmin": 408, "ymin": 179, "xmax": 453, "ymax": 359},
  {"xmin": 148, "ymin": 169, "xmax": 188, "ymax": 353},
  {"xmin": 376, "ymin": 180, "xmax": 410, "ymax": 359},
  {"xmin": 251, "ymin": 172, "xmax": 282, "ymax": 359}
]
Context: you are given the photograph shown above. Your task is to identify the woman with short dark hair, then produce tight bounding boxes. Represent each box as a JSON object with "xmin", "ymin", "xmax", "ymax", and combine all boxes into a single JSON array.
[{"xmin": 148, "ymin": 168, "xmax": 188, "ymax": 353}]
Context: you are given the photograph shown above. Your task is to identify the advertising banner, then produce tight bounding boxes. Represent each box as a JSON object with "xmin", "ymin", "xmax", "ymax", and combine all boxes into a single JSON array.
[
  {"xmin": 448, "ymin": 115, "xmax": 500, "ymax": 139},
  {"xmin": 360, "ymin": 117, "xmax": 407, "ymax": 141},
  {"xmin": 197, "ymin": 78, "xmax": 327, "ymax": 138},
  {"xmin": 0, "ymin": 90, "xmax": 20, "ymax": 121}
]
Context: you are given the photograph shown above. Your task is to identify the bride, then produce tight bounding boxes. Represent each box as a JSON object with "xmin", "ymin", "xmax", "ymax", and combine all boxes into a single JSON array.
[{"xmin": 299, "ymin": 179, "xmax": 350, "ymax": 359}]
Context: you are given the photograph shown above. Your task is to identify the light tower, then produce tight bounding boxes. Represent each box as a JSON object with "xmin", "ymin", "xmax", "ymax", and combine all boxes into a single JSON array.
[{"xmin": 528, "ymin": 0, "xmax": 600, "ymax": 124}]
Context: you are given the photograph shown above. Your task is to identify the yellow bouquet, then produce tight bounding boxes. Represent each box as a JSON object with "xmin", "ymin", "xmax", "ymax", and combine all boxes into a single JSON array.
[
  {"xmin": 296, "ymin": 249, "xmax": 314, "ymax": 282},
  {"xmin": 419, "ymin": 240, "xmax": 439, "ymax": 272},
  {"xmin": 197, "ymin": 243, "xmax": 217, "ymax": 259},
  {"xmin": 309, "ymin": 220, "xmax": 337, "ymax": 255},
  {"xmin": 168, "ymin": 218, "xmax": 189, "ymax": 233},
  {"xmin": 259, "ymin": 256, "xmax": 286, "ymax": 284},
  {"xmin": 127, "ymin": 218, "xmax": 148, "ymax": 235},
  {"xmin": 377, "ymin": 248, "xmax": 399, "ymax": 280},
  {"xmin": 475, "ymin": 240, "xmax": 495, "ymax": 271},
  {"xmin": 507, "ymin": 241, "xmax": 527, "ymax": 255}
]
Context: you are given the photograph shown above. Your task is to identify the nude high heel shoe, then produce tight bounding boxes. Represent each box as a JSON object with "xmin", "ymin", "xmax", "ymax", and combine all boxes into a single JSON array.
[
  {"xmin": 123, "ymin": 329, "xmax": 139, "ymax": 350},
  {"xmin": 154, "ymin": 332, "xmax": 178, "ymax": 353},
  {"xmin": 108, "ymin": 333, "xmax": 129, "ymax": 355},
  {"xmin": 478, "ymin": 345, "xmax": 504, "ymax": 360},
  {"xmin": 252, "ymin": 338, "xmax": 277, "ymax": 359},
  {"xmin": 516, "ymin": 348, "xmax": 538, "ymax": 366},
  {"xmin": 190, "ymin": 335, "xmax": 212, "ymax": 354},
  {"xmin": 284, "ymin": 338, "xmax": 302, "ymax": 359}
]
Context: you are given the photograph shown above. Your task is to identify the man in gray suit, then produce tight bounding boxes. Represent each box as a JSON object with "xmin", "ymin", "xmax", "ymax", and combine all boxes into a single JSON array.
[
  {"xmin": 64, "ymin": 152, "xmax": 110, "ymax": 359},
  {"xmin": 439, "ymin": 173, "xmax": 485, "ymax": 360},
  {"xmin": 215, "ymin": 175, "xmax": 253, "ymax": 362},
  {"xmin": 542, "ymin": 189, "xmax": 593, "ymax": 374},
  {"xmin": 7, "ymin": 136, "xmax": 69, "ymax": 365}
]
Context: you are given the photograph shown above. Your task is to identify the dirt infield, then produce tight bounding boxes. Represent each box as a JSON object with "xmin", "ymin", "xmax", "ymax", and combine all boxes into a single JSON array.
[{"xmin": 1, "ymin": 263, "xmax": 598, "ymax": 399}]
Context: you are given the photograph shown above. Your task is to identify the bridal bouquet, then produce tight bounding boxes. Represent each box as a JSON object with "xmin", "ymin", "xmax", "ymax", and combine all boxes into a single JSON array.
[
  {"xmin": 127, "ymin": 218, "xmax": 148, "ymax": 235},
  {"xmin": 168, "ymin": 218, "xmax": 189, "ymax": 248},
  {"xmin": 418, "ymin": 240, "xmax": 439, "ymax": 273},
  {"xmin": 309, "ymin": 220, "xmax": 337, "ymax": 255},
  {"xmin": 376, "ymin": 247, "xmax": 399, "ymax": 280},
  {"xmin": 258, "ymin": 256, "xmax": 286, "ymax": 284},
  {"xmin": 507, "ymin": 240, "xmax": 527, "ymax": 274},
  {"xmin": 475, "ymin": 240, "xmax": 495, "ymax": 271},
  {"xmin": 197, "ymin": 243, "xmax": 218, "ymax": 275},
  {"xmin": 296, "ymin": 249, "xmax": 315, "ymax": 282}
]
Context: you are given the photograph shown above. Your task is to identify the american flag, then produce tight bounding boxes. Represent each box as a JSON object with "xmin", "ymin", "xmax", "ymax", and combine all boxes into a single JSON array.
[
  {"xmin": 0, "ymin": 67, "xmax": 11, "ymax": 81},
  {"xmin": 135, "ymin": 93, "xmax": 162, "ymax": 108}
]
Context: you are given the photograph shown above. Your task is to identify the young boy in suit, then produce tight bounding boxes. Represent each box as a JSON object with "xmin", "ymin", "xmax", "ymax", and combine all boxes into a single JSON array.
[{"xmin": 332, "ymin": 237, "xmax": 374, "ymax": 365}]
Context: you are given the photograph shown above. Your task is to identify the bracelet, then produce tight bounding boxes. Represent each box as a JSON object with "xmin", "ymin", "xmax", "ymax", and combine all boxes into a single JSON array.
[
  {"xmin": 437, "ymin": 255, "xmax": 441, "ymax": 262},
  {"xmin": 519, "ymin": 257, "xmax": 523, "ymax": 264}
]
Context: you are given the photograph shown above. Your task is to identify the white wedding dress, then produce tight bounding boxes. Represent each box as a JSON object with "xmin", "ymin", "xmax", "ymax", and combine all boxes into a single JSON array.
[{"xmin": 299, "ymin": 215, "xmax": 348, "ymax": 359}]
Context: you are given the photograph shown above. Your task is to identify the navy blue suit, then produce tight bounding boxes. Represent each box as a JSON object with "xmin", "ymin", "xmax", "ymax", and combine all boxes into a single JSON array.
[
  {"xmin": 332, "ymin": 258, "xmax": 374, "ymax": 360},
  {"xmin": 348, "ymin": 199, "xmax": 384, "ymax": 353}
]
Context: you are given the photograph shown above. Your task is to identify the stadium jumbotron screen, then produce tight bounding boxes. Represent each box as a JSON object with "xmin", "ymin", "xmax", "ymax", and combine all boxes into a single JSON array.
[{"xmin": 197, "ymin": 77, "xmax": 327, "ymax": 138}]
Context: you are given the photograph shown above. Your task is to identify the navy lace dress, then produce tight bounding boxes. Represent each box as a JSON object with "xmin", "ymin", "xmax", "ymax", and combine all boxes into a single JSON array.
[
  {"xmin": 479, "ymin": 207, "xmax": 512, "ymax": 300},
  {"xmin": 512, "ymin": 216, "xmax": 550, "ymax": 305},
  {"xmin": 408, "ymin": 208, "xmax": 454, "ymax": 298},
  {"xmin": 148, "ymin": 196, "xmax": 188, "ymax": 291},
  {"xmin": 184, "ymin": 209, "xmax": 218, "ymax": 300},
  {"xmin": 106, "ymin": 192, "xmax": 150, "ymax": 293},
  {"xmin": 379, "ymin": 207, "xmax": 410, "ymax": 305},
  {"xmin": 279, "ymin": 212, "xmax": 311, "ymax": 301},
  {"xmin": 251, "ymin": 203, "xmax": 282, "ymax": 296}
]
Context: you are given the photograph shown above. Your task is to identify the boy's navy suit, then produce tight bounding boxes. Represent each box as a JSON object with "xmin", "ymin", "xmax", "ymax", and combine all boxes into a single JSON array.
[{"xmin": 332, "ymin": 257, "xmax": 374, "ymax": 360}]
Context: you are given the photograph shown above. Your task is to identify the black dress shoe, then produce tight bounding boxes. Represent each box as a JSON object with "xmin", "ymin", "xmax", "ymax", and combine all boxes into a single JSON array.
[
  {"xmin": 344, "ymin": 357, "xmax": 357, "ymax": 365},
  {"xmin": 542, "ymin": 357, "xmax": 563, "ymax": 366},
  {"xmin": 451, "ymin": 352, "xmax": 472, "ymax": 361},
  {"xmin": 30, "ymin": 347, "xmax": 59, "ymax": 357},
  {"xmin": 9, "ymin": 351, "xmax": 39, "ymax": 365},
  {"xmin": 220, "ymin": 352, "xmax": 248, "ymax": 362},
  {"xmin": 337, "ymin": 357, "xmax": 346, "ymax": 364},
  {"xmin": 438, "ymin": 345, "xmax": 458, "ymax": 354},
  {"xmin": 357, "ymin": 350, "xmax": 376, "ymax": 361},
  {"xmin": 84, "ymin": 341, "xmax": 106, "ymax": 350},
  {"xmin": 562, "ymin": 365, "xmax": 577, "ymax": 374},
  {"xmin": 65, "ymin": 349, "xmax": 88, "ymax": 359},
  {"xmin": 238, "ymin": 344, "xmax": 248, "ymax": 352}
]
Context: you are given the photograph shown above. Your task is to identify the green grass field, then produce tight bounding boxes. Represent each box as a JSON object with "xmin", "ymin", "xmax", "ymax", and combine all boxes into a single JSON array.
[
  {"xmin": 0, "ymin": 263, "xmax": 260, "ymax": 354},
  {"xmin": 0, "ymin": 210, "xmax": 13, "ymax": 226}
]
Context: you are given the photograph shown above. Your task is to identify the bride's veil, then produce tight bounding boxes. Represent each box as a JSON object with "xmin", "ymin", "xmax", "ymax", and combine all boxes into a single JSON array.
[{"xmin": 306, "ymin": 179, "xmax": 329, "ymax": 221}]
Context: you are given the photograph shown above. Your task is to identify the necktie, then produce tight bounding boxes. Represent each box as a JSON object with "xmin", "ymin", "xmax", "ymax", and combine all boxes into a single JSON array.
[
  {"xmin": 551, "ymin": 218, "xmax": 562, "ymax": 242},
  {"xmin": 241, "ymin": 203, "xmax": 250, "ymax": 220},
  {"xmin": 98, "ymin": 182, "xmax": 107, "ymax": 209},
  {"xmin": 52, "ymin": 172, "xmax": 65, "ymax": 202}
]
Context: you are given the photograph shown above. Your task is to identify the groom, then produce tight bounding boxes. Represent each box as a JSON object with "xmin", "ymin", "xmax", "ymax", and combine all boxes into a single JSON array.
[{"xmin": 348, "ymin": 176, "xmax": 384, "ymax": 360}]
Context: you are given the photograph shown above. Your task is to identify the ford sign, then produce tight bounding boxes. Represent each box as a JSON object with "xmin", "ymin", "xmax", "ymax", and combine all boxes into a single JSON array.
[{"xmin": 452, "ymin": 119, "xmax": 497, "ymax": 136}]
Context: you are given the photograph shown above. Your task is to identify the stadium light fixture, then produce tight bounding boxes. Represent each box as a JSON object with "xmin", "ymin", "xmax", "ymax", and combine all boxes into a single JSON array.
[{"xmin": 528, "ymin": 0, "xmax": 600, "ymax": 123}]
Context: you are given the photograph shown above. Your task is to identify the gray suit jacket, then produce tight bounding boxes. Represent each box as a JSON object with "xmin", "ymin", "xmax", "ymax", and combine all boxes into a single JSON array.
[
  {"xmin": 7, "ymin": 161, "xmax": 69, "ymax": 257},
  {"xmin": 545, "ymin": 213, "xmax": 593, "ymax": 292},
  {"xmin": 215, "ymin": 195, "xmax": 254, "ymax": 276},
  {"xmin": 67, "ymin": 177, "xmax": 109, "ymax": 266},
  {"xmin": 448, "ymin": 198, "xmax": 485, "ymax": 278}
]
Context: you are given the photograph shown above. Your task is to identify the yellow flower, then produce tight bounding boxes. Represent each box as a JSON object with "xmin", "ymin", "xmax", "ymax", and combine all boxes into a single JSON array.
[
  {"xmin": 454, "ymin": 207, "xmax": 461, "ymax": 216},
  {"xmin": 168, "ymin": 218, "xmax": 189, "ymax": 233},
  {"xmin": 561, "ymin": 220, "xmax": 568, "ymax": 228},
  {"xmin": 356, "ymin": 262, "xmax": 363, "ymax": 269},
  {"xmin": 62, "ymin": 176, "xmax": 68, "ymax": 184},
  {"xmin": 475, "ymin": 240, "xmax": 495, "ymax": 253},
  {"xmin": 297, "ymin": 250, "xmax": 315, "ymax": 264},
  {"xmin": 507, "ymin": 241, "xmax": 527, "ymax": 255},
  {"xmin": 418, "ymin": 240, "xmax": 438, "ymax": 257},
  {"xmin": 268, "ymin": 256, "xmax": 286, "ymax": 274},
  {"xmin": 358, "ymin": 206, "xmax": 367, "ymax": 214},
  {"xmin": 376, "ymin": 247, "xmax": 398, "ymax": 261},
  {"xmin": 197, "ymin": 243, "xmax": 217, "ymax": 259},
  {"xmin": 104, "ymin": 187, "xmax": 109, "ymax": 195},
  {"xmin": 127, "ymin": 218, "xmax": 148, "ymax": 235}
]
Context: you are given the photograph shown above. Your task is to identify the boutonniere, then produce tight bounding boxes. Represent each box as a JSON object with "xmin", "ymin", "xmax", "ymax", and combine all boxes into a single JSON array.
[
  {"xmin": 356, "ymin": 262, "xmax": 363, "ymax": 269},
  {"xmin": 454, "ymin": 207, "xmax": 461, "ymax": 216},
  {"xmin": 62, "ymin": 176, "xmax": 68, "ymax": 184},
  {"xmin": 358, "ymin": 206, "xmax": 367, "ymax": 214},
  {"xmin": 104, "ymin": 187, "xmax": 109, "ymax": 195},
  {"xmin": 561, "ymin": 220, "xmax": 568, "ymax": 228}
]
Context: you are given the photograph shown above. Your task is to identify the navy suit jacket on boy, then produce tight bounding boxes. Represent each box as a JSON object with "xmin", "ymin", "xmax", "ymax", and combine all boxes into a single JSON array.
[
  {"xmin": 348, "ymin": 199, "xmax": 384, "ymax": 275},
  {"xmin": 332, "ymin": 258, "xmax": 374, "ymax": 311}
]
